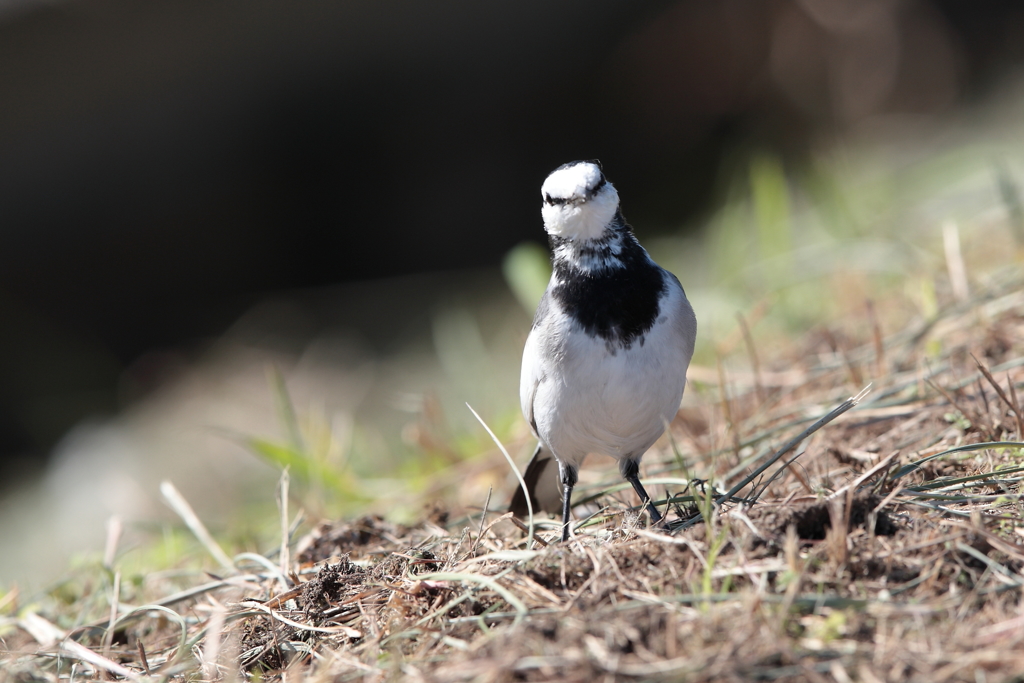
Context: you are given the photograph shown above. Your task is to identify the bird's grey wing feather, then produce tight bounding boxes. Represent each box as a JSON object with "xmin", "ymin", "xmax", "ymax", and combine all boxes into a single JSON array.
[
  {"xmin": 519, "ymin": 288, "xmax": 552, "ymax": 435},
  {"xmin": 508, "ymin": 443, "xmax": 563, "ymax": 517},
  {"xmin": 511, "ymin": 286, "xmax": 563, "ymax": 517}
]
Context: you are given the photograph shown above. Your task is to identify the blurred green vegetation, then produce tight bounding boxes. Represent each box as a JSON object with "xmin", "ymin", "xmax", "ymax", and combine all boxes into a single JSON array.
[{"xmin": 502, "ymin": 241, "xmax": 551, "ymax": 313}]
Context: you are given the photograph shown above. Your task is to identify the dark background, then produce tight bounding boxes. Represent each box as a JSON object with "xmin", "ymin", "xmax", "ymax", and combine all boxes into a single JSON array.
[{"xmin": 1, "ymin": 0, "xmax": 1023, "ymax": 476}]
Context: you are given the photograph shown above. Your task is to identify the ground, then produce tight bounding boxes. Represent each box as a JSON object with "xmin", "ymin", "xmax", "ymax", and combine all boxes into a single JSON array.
[
  {"xmin": 5, "ymin": 120, "xmax": 1024, "ymax": 682},
  {"xmin": 3, "ymin": 260, "xmax": 1024, "ymax": 682}
]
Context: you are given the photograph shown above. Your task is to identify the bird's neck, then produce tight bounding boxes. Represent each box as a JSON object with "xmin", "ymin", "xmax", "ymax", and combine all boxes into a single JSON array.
[{"xmin": 550, "ymin": 213, "xmax": 641, "ymax": 276}]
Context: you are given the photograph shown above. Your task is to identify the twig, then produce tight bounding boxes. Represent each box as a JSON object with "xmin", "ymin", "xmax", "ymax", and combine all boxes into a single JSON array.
[
  {"xmin": 872, "ymin": 480, "xmax": 906, "ymax": 514},
  {"xmin": 943, "ymin": 220, "xmax": 970, "ymax": 303},
  {"xmin": 1009, "ymin": 376, "xmax": 1024, "ymax": 438},
  {"xmin": 278, "ymin": 468, "xmax": 291, "ymax": 586},
  {"xmin": 240, "ymin": 600, "xmax": 362, "ymax": 637},
  {"xmin": 716, "ymin": 352, "xmax": 742, "ymax": 464},
  {"xmin": 417, "ymin": 571, "xmax": 529, "ymax": 626},
  {"xmin": 748, "ymin": 442, "xmax": 809, "ymax": 503},
  {"xmin": 973, "ymin": 355, "xmax": 1015, "ymax": 416},
  {"xmin": 956, "ymin": 543, "xmax": 1020, "ymax": 585},
  {"xmin": 995, "ymin": 161, "xmax": 1024, "ymax": 246},
  {"xmin": 137, "ymin": 641, "xmax": 151, "ymax": 676},
  {"xmin": 719, "ymin": 385, "xmax": 870, "ymax": 509},
  {"xmin": 471, "ymin": 486, "xmax": 492, "ymax": 554},
  {"xmin": 160, "ymin": 481, "xmax": 234, "ymax": 570},
  {"xmin": 925, "ymin": 376, "xmax": 971, "ymax": 421},
  {"xmin": 973, "ymin": 355, "xmax": 1024, "ymax": 438},
  {"xmin": 736, "ymin": 312, "xmax": 765, "ymax": 404},
  {"xmin": 101, "ymin": 570, "xmax": 121, "ymax": 657},
  {"xmin": 202, "ymin": 603, "xmax": 226, "ymax": 682},
  {"xmin": 823, "ymin": 328, "xmax": 863, "ymax": 389},
  {"xmin": 977, "ymin": 378, "xmax": 992, "ymax": 428},
  {"xmin": 60, "ymin": 639, "xmax": 142, "ymax": 682},
  {"xmin": 866, "ymin": 299, "xmax": 886, "ymax": 377},
  {"xmin": 103, "ymin": 516, "xmax": 122, "ymax": 570},
  {"xmin": 466, "ymin": 402, "xmax": 534, "ymax": 547},
  {"xmin": 106, "ymin": 604, "xmax": 190, "ymax": 669},
  {"xmin": 827, "ymin": 449, "xmax": 902, "ymax": 502},
  {"xmin": 508, "ymin": 516, "xmax": 549, "ymax": 546}
]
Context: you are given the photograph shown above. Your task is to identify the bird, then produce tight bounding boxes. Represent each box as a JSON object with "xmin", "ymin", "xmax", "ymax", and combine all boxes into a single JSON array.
[{"xmin": 509, "ymin": 160, "xmax": 697, "ymax": 542}]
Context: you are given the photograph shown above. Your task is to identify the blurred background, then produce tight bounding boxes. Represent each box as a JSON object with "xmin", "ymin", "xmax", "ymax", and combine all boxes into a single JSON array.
[{"xmin": 2, "ymin": 0, "xmax": 1024, "ymax": 587}]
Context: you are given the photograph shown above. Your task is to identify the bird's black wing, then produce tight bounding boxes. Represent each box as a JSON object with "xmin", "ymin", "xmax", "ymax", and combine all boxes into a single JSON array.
[{"xmin": 508, "ymin": 443, "xmax": 562, "ymax": 517}]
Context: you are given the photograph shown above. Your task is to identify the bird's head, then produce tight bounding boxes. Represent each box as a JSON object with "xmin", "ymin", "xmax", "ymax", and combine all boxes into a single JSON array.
[{"xmin": 541, "ymin": 160, "xmax": 620, "ymax": 241}]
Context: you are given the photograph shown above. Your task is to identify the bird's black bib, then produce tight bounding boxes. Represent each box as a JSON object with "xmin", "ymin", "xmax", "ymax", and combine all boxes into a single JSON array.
[{"xmin": 549, "ymin": 231, "xmax": 666, "ymax": 351}]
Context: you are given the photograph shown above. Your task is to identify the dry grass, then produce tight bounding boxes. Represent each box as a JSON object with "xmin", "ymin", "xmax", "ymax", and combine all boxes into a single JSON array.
[{"xmin": 5, "ymin": 265, "xmax": 1024, "ymax": 682}]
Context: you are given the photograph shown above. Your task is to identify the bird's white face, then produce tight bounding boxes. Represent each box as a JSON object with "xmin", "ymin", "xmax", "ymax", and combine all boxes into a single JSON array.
[{"xmin": 541, "ymin": 161, "xmax": 620, "ymax": 242}]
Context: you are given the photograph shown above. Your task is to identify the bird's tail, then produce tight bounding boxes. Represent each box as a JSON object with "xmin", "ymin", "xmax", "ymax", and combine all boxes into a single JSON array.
[{"xmin": 509, "ymin": 443, "xmax": 563, "ymax": 517}]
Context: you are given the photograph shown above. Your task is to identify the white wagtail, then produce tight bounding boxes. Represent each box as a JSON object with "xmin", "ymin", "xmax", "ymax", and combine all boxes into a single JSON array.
[{"xmin": 509, "ymin": 160, "xmax": 697, "ymax": 542}]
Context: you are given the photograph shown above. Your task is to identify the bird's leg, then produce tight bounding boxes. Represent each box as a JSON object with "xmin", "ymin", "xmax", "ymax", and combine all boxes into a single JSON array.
[
  {"xmin": 621, "ymin": 459, "xmax": 664, "ymax": 526},
  {"xmin": 558, "ymin": 463, "xmax": 578, "ymax": 542}
]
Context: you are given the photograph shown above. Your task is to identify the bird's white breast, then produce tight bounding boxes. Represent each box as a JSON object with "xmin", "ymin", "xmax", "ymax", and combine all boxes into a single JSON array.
[{"xmin": 521, "ymin": 278, "xmax": 695, "ymax": 470}]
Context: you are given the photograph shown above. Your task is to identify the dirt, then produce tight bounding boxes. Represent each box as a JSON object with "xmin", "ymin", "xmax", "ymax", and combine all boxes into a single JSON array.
[{"xmin": 6, "ymin": 273, "xmax": 1024, "ymax": 683}]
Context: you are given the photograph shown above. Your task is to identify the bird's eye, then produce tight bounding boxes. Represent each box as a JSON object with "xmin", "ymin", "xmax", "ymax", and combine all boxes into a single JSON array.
[{"xmin": 544, "ymin": 193, "xmax": 553, "ymax": 204}]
